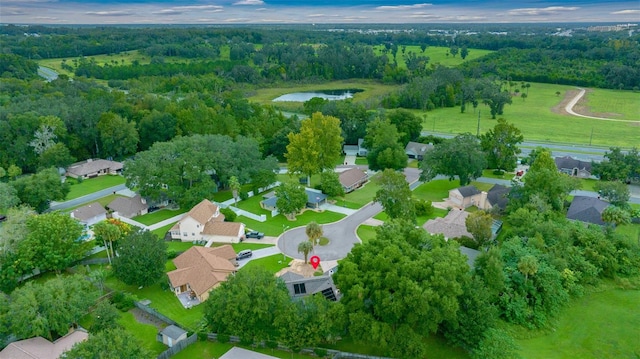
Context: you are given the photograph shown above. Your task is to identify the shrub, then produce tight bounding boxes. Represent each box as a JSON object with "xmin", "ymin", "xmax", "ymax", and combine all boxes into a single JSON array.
[
  {"xmin": 197, "ymin": 331, "xmax": 208, "ymax": 341},
  {"xmin": 166, "ymin": 250, "xmax": 179, "ymax": 259},
  {"xmin": 454, "ymin": 236, "xmax": 480, "ymax": 250},
  {"xmin": 314, "ymin": 348, "xmax": 328, "ymax": 357},
  {"xmin": 239, "ymin": 191, "xmax": 249, "ymax": 201},
  {"xmin": 414, "ymin": 199, "xmax": 433, "ymax": 216},
  {"xmin": 111, "ymin": 291, "xmax": 136, "ymax": 312},
  {"xmin": 216, "ymin": 333, "xmax": 230, "ymax": 343},
  {"xmin": 220, "ymin": 207, "xmax": 237, "ymax": 222},
  {"xmin": 492, "ymin": 169, "xmax": 505, "ymax": 176}
]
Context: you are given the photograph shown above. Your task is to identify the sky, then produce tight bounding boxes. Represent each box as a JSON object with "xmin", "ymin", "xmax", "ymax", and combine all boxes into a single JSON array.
[{"xmin": 1, "ymin": 0, "xmax": 639, "ymax": 25}]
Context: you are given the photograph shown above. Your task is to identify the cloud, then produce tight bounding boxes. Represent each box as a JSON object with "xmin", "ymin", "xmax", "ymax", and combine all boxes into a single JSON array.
[
  {"xmin": 233, "ymin": 0, "xmax": 264, "ymax": 5},
  {"xmin": 152, "ymin": 5, "xmax": 223, "ymax": 15},
  {"xmin": 508, "ymin": 6, "xmax": 579, "ymax": 16},
  {"xmin": 85, "ymin": 10, "xmax": 134, "ymax": 16},
  {"xmin": 610, "ymin": 9, "xmax": 640, "ymax": 15},
  {"xmin": 375, "ymin": 3, "xmax": 431, "ymax": 11}
]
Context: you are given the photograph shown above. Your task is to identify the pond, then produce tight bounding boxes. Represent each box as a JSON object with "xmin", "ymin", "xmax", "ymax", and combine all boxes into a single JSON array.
[{"xmin": 272, "ymin": 89, "xmax": 363, "ymax": 102}]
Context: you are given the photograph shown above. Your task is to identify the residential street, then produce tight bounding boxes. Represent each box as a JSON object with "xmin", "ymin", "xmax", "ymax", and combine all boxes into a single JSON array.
[{"xmin": 48, "ymin": 184, "xmax": 127, "ymax": 211}]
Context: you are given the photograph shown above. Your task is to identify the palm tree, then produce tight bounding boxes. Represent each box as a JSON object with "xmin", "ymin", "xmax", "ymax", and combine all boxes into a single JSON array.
[
  {"xmin": 517, "ymin": 255, "xmax": 539, "ymax": 283},
  {"xmin": 297, "ymin": 241, "xmax": 314, "ymax": 264},
  {"xmin": 229, "ymin": 176, "xmax": 241, "ymax": 206},
  {"xmin": 305, "ymin": 221, "xmax": 323, "ymax": 246}
]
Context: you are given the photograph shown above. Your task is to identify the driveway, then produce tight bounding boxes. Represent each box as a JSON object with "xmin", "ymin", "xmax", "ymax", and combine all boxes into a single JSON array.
[{"xmin": 237, "ymin": 246, "xmax": 282, "ymax": 269}]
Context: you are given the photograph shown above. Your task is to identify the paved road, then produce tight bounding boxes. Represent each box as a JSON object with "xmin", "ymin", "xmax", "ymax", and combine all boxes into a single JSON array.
[
  {"xmin": 48, "ymin": 184, "xmax": 127, "ymax": 211},
  {"xmin": 38, "ymin": 66, "xmax": 58, "ymax": 82}
]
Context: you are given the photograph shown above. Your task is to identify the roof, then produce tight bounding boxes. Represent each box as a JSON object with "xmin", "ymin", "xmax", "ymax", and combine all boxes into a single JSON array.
[
  {"xmin": 71, "ymin": 202, "xmax": 107, "ymax": 221},
  {"xmin": 423, "ymin": 209, "xmax": 473, "ymax": 239},
  {"xmin": 279, "ymin": 273, "xmax": 341, "ymax": 301},
  {"xmin": 107, "ymin": 195, "xmax": 148, "ymax": 216},
  {"xmin": 184, "ymin": 199, "xmax": 221, "ymax": 225},
  {"xmin": 168, "ymin": 245, "xmax": 236, "ymax": 297},
  {"xmin": 261, "ymin": 196, "xmax": 277, "ymax": 208},
  {"xmin": 566, "ymin": 196, "xmax": 609, "ymax": 225},
  {"xmin": 66, "ymin": 159, "xmax": 123, "ymax": 177},
  {"xmin": 305, "ymin": 189, "xmax": 327, "ymax": 204},
  {"xmin": 219, "ymin": 347, "xmax": 279, "ymax": 359},
  {"xmin": 160, "ymin": 325, "xmax": 187, "ymax": 340},
  {"xmin": 459, "ymin": 246, "xmax": 481, "ymax": 268},
  {"xmin": 554, "ymin": 156, "xmax": 592, "ymax": 172},
  {"xmin": 339, "ymin": 168, "xmax": 368, "ymax": 188},
  {"xmin": 487, "ymin": 184, "xmax": 511, "ymax": 209},
  {"xmin": 343, "ymin": 144, "xmax": 359, "ymax": 152},
  {"xmin": 0, "ymin": 330, "xmax": 88, "ymax": 359},
  {"xmin": 202, "ymin": 221, "xmax": 243, "ymax": 237},
  {"xmin": 456, "ymin": 185, "xmax": 481, "ymax": 198},
  {"xmin": 405, "ymin": 141, "xmax": 433, "ymax": 156}
]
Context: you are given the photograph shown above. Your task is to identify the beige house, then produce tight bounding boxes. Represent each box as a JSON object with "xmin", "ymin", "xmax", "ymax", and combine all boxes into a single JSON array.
[
  {"xmin": 70, "ymin": 202, "xmax": 107, "ymax": 226},
  {"xmin": 0, "ymin": 329, "xmax": 88, "ymax": 359},
  {"xmin": 169, "ymin": 199, "xmax": 245, "ymax": 243},
  {"xmin": 448, "ymin": 184, "xmax": 511, "ymax": 211},
  {"xmin": 66, "ymin": 159, "xmax": 123, "ymax": 179},
  {"xmin": 167, "ymin": 245, "xmax": 237, "ymax": 302},
  {"xmin": 423, "ymin": 209, "xmax": 473, "ymax": 240},
  {"xmin": 339, "ymin": 168, "xmax": 368, "ymax": 193},
  {"xmin": 107, "ymin": 194, "xmax": 148, "ymax": 219}
]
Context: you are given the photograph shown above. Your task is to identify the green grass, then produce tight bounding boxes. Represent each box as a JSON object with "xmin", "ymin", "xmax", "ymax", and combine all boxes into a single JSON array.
[
  {"xmin": 412, "ymin": 179, "xmax": 459, "ymax": 202},
  {"xmin": 341, "ymin": 173, "xmax": 380, "ymax": 208},
  {"xmin": 132, "ymin": 208, "xmax": 186, "ymax": 226},
  {"xmin": 356, "ymin": 224, "xmax": 378, "ymax": 244},
  {"xmin": 517, "ymin": 288, "xmax": 640, "ymax": 359},
  {"xmin": 374, "ymin": 45, "xmax": 493, "ymax": 68},
  {"xmin": 241, "ymin": 254, "xmax": 292, "ymax": 274},
  {"xmin": 60, "ymin": 194, "xmax": 128, "ymax": 214},
  {"xmin": 118, "ymin": 311, "xmax": 168, "ymax": 356},
  {"xmin": 355, "ymin": 157, "xmax": 369, "ymax": 165},
  {"xmin": 615, "ymin": 223, "xmax": 640, "ymax": 242},
  {"xmin": 65, "ymin": 175, "xmax": 126, "ymax": 200},
  {"xmin": 238, "ymin": 210, "xmax": 346, "ymax": 237},
  {"xmin": 579, "ymin": 178, "xmax": 598, "ymax": 192},
  {"xmin": 583, "ymin": 88, "xmax": 640, "ymax": 121},
  {"xmin": 481, "ymin": 169, "xmax": 513, "ymax": 180},
  {"xmin": 152, "ymin": 222, "xmax": 177, "ymax": 240},
  {"xmin": 420, "ymin": 82, "xmax": 640, "ymax": 148}
]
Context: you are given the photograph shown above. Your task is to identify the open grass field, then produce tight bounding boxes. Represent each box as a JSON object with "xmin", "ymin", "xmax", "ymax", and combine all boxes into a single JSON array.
[
  {"xmin": 118, "ymin": 311, "xmax": 168, "ymax": 356},
  {"xmin": 373, "ymin": 45, "xmax": 493, "ymax": 68},
  {"xmin": 132, "ymin": 208, "xmax": 186, "ymax": 226},
  {"xmin": 356, "ymin": 224, "xmax": 377, "ymax": 244},
  {"xmin": 420, "ymin": 82, "xmax": 640, "ymax": 148},
  {"xmin": 412, "ymin": 179, "xmax": 460, "ymax": 202},
  {"xmin": 517, "ymin": 288, "xmax": 640, "ymax": 359},
  {"xmin": 584, "ymin": 89, "xmax": 640, "ymax": 121},
  {"xmin": 65, "ymin": 175, "xmax": 126, "ymax": 200}
]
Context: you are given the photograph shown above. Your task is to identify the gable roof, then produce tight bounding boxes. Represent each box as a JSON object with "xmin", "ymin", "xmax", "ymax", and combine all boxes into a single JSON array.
[
  {"xmin": 168, "ymin": 245, "xmax": 236, "ymax": 297},
  {"xmin": 71, "ymin": 202, "xmax": 107, "ymax": 221},
  {"xmin": 405, "ymin": 141, "xmax": 433, "ymax": 156},
  {"xmin": 0, "ymin": 330, "xmax": 88, "ymax": 359},
  {"xmin": 202, "ymin": 221, "xmax": 243, "ymax": 237},
  {"xmin": 160, "ymin": 325, "xmax": 187, "ymax": 340},
  {"xmin": 566, "ymin": 196, "xmax": 609, "ymax": 225},
  {"xmin": 459, "ymin": 246, "xmax": 481, "ymax": 268},
  {"xmin": 487, "ymin": 184, "xmax": 511, "ymax": 209},
  {"xmin": 107, "ymin": 195, "xmax": 148, "ymax": 216},
  {"xmin": 279, "ymin": 273, "xmax": 341, "ymax": 301},
  {"xmin": 66, "ymin": 159, "xmax": 123, "ymax": 177},
  {"xmin": 555, "ymin": 156, "xmax": 592, "ymax": 172},
  {"xmin": 339, "ymin": 168, "xmax": 368, "ymax": 188},
  {"xmin": 305, "ymin": 189, "xmax": 327, "ymax": 204},
  {"xmin": 220, "ymin": 347, "xmax": 279, "ymax": 359},
  {"xmin": 457, "ymin": 185, "xmax": 481, "ymax": 198},
  {"xmin": 184, "ymin": 199, "xmax": 221, "ymax": 225},
  {"xmin": 423, "ymin": 209, "xmax": 473, "ymax": 239}
]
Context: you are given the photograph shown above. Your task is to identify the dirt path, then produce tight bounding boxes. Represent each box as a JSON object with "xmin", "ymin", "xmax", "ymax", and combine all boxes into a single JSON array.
[
  {"xmin": 554, "ymin": 88, "xmax": 640, "ymax": 123},
  {"xmin": 130, "ymin": 307, "xmax": 167, "ymax": 331}
]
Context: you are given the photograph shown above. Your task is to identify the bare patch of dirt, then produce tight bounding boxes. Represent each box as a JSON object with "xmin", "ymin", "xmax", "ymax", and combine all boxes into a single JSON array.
[
  {"xmin": 130, "ymin": 307, "xmax": 167, "ymax": 331},
  {"xmin": 276, "ymin": 259, "xmax": 317, "ymax": 278},
  {"xmin": 551, "ymin": 89, "xmax": 579, "ymax": 115},
  {"xmin": 553, "ymin": 89, "xmax": 624, "ymax": 119}
]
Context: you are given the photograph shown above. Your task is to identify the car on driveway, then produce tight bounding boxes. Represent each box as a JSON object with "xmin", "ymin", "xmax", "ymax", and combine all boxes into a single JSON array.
[
  {"xmin": 245, "ymin": 230, "xmax": 264, "ymax": 239},
  {"xmin": 236, "ymin": 249, "xmax": 253, "ymax": 261}
]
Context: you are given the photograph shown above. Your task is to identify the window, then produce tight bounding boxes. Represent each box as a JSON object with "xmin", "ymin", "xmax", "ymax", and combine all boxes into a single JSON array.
[
  {"xmin": 183, "ymin": 232, "xmax": 187, "ymax": 237},
  {"xmin": 293, "ymin": 283, "xmax": 306, "ymax": 295},
  {"xmin": 192, "ymin": 233, "xmax": 195, "ymax": 236}
]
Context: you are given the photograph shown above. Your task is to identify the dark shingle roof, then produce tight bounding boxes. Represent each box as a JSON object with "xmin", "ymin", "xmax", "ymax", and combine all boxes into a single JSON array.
[
  {"xmin": 405, "ymin": 142, "xmax": 433, "ymax": 156},
  {"xmin": 555, "ymin": 156, "xmax": 592, "ymax": 172},
  {"xmin": 566, "ymin": 196, "xmax": 609, "ymax": 225},
  {"xmin": 487, "ymin": 184, "xmax": 511, "ymax": 210},
  {"xmin": 458, "ymin": 185, "xmax": 481, "ymax": 198},
  {"xmin": 161, "ymin": 325, "xmax": 187, "ymax": 340},
  {"xmin": 71, "ymin": 202, "xmax": 107, "ymax": 221}
]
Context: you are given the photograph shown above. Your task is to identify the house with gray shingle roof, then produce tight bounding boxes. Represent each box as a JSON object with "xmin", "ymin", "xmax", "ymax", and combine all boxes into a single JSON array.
[
  {"xmin": 555, "ymin": 156, "xmax": 593, "ymax": 178},
  {"xmin": 339, "ymin": 168, "xmax": 368, "ymax": 193},
  {"xmin": 448, "ymin": 185, "xmax": 482, "ymax": 208},
  {"xmin": 405, "ymin": 141, "xmax": 433, "ymax": 160},
  {"xmin": 278, "ymin": 271, "xmax": 341, "ymax": 301},
  {"xmin": 260, "ymin": 188, "xmax": 328, "ymax": 211},
  {"xmin": 70, "ymin": 202, "xmax": 107, "ymax": 226},
  {"xmin": 107, "ymin": 194, "xmax": 148, "ymax": 219},
  {"xmin": 566, "ymin": 196, "xmax": 609, "ymax": 225},
  {"xmin": 66, "ymin": 159, "xmax": 123, "ymax": 179},
  {"xmin": 158, "ymin": 325, "xmax": 187, "ymax": 348}
]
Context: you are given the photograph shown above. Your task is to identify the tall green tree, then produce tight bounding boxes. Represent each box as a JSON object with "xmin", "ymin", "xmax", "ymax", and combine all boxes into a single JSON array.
[
  {"xmin": 320, "ymin": 170, "xmax": 345, "ymax": 198},
  {"xmin": 275, "ymin": 182, "xmax": 308, "ymax": 220},
  {"xmin": 480, "ymin": 118, "xmax": 523, "ymax": 172},
  {"xmin": 601, "ymin": 206, "xmax": 631, "ymax": 226},
  {"xmin": 592, "ymin": 147, "xmax": 640, "ymax": 182},
  {"xmin": 0, "ymin": 182, "xmax": 19, "ymax": 211},
  {"xmin": 374, "ymin": 169, "xmax": 415, "ymax": 223},
  {"xmin": 229, "ymin": 175, "xmax": 241, "ymax": 206},
  {"xmin": 92, "ymin": 221, "xmax": 122, "ymax": 265},
  {"xmin": 305, "ymin": 221, "xmax": 323, "ymax": 246},
  {"xmin": 297, "ymin": 241, "xmax": 314, "ymax": 264},
  {"xmin": 113, "ymin": 230, "xmax": 167, "ymax": 287},
  {"xmin": 520, "ymin": 149, "xmax": 579, "ymax": 211},
  {"xmin": 10, "ymin": 167, "xmax": 70, "ymax": 212},
  {"xmin": 286, "ymin": 112, "xmax": 343, "ymax": 186},
  {"xmin": 97, "ymin": 112, "xmax": 139, "ymax": 158},
  {"xmin": 594, "ymin": 181, "xmax": 630, "ymax": 207},
  {"xmin": 465, "ymin": 211, "xmax": 494, "ymax": 248},
  {"xmin": 387, "ymin": 109, "xmax": 423, "ymax": 146},
  {"xmin": 363, "ymin": 118, "xmax": 407, "ymax": 171},
  {"xmin": 63, "ymin": 328, "xmax": 151, "ymax": 359},
  {"xmin": 420, "ymin": 133, "xmax": 487, "ymax": 186}
]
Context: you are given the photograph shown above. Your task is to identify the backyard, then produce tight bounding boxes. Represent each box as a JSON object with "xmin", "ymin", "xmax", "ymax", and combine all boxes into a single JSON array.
[
  {"xmin": 65, "ymin": 175, "xmax": 126, "ymax": 200},
  {"xmin": 132, "ymin": 208, "xmax": 186, "ymax": 226}
]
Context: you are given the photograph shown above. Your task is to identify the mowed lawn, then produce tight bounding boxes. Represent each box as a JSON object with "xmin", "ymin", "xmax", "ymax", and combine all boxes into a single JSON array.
[
  {"xmin": 517, "ymin": 288, "xmax": 640, "ymax": 359},
  {"xmin": 65, "ymin": 175, "xmax": 126, "ymax": 200},
  {"xmin": 238, "ymin": 210, "xmax": 346, "ymax": 237},
  {"xmin": 241, "ymin": 254, "xmax": 292, "ymax": 274},
  {"xmin": 584, "ymin": 89, "xmax": 640, "ymax": 121},
  {"xmin": 118, "ymin": 311, "xmax": 168, "ymax": 356},
  {"xmin": 374, "ymin": 45, "xmax": 493, "ymax": 68},
  {"xmin": 132, "ymin": 208, "xmax": 186, "ymax": 226},
  {"xmin": 419, "ymin": 82, "xmax": 640, "ymax": 148}
]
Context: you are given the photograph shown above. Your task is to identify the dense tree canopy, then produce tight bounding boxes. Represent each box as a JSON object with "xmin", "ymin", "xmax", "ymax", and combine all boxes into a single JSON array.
[
  {"xmin": 480, "ymin": 118, "xmax": 523, "ymax": 172},
  {"xmin": 363, "ymin": 118, "xmax": 407, "ymax": 172},
  {"xmin": 420, "ymin": 133, "xmax": 487, "ymax": 186},
  {"xmin": 113, "ymin": 229, "xmax": 167, "ymax": 287},
  {"xmin": 374, "ymin": 169, "xmax": 415, "ymax": 222}
]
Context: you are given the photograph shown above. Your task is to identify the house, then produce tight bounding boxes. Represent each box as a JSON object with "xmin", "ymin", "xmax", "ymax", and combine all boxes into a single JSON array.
[
  {"xmin": 566, "ymin": 196, "xmax": 610, "ymax": 226},
  {"xmin": 279, "ymin": 271, "xmax": 341, "ymax": 301},
  {"xmin": 423, "ymin": 209, "xmax": 473, "ymax": 240},
  {"xmin": 555, "ymin": 156, "xmax": 593, "ymax": 178},
  {"xmin": 357, "ymin": 138, "xmax": 368, "ymax": 156},
  {"xmin": 486, "ymin": 184, "xmax": 511, "ymax": 211},
  {"xmin": 169, "ymin": 199, "xmax": 245, "ymax": 243},
  {"xmin": 0, "ymin": 329, "xmax": 88, "ymax": 359},
  {"xmin": 260, "ymin": 188, "xmax": 328, "ymax": 211},
  {"xmin": 220, "ymin": 347, "xmax": 279, "ymax": 359},
  {"xmin": 66, "ymin": 159, "xmax": 123, "ymax": 179},
  {"xmin": 70, "ymin": 202, "xmax": 107, "ymax": 226},
  {"xmin": 167, "ymin": 245, "xmax": 237, "ymax": 302},
  {"xmin": 448, "ymin": 185, "xmax": 482, "ymax": 208},
  {"xmin": 158, "ymin": 325, "xmax": 187, "ymax": 348},
  {"xmin": 459, "ymin": 246, "xmax": 481, "ymax": 269},
  {"xmin": 405, "ymin": 141, "xmax": 433, "ymax": 160},
  {"xmin": 339, "ymin": 168, "xmax": 368, "ymax": 193},
  {"xmin": 343, "ymin": 144, "xmax": 359, "ymax": 156},
  {"xmin": 107, "ymin": 194, "xmax": 148, "ymax": 218}
]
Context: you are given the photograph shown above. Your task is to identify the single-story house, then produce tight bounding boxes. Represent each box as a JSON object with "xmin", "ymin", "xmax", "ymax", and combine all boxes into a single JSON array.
[
  {"xmin": 260, "ymin": 188, "xmax": 328, "ymax": 211},
  {"xmin": 0, "ymin": 329, "xmax": 88, "ymax": 359},
  {"xmin": 66, "ymin": 159, "xmax": 123, "ymax": 179},
  {"xmin": 343, "ymin": 144, "xmax": 359, "ymax": 156},
  {"xmin": 448, "ymin": 185, "xmax": 482, "ymax": 208},
  {"xmin": 169, "ymin": 199, "xmax": 245, "ymax": 243},
  {"xmin": 423, "ymin": 209, "xmax": 473, "ymax": 240},
  {"xmin": 107, "ymin": 194, "xmax": 148, "ymax": 218},
  {"xmin": 357, "ymin": 138, "xmax": 368, "ymax": 156},
  {"xmin": 555, "ymin": 156, "xmax": 593, "ymax": 178},
  {"xmin": 278, "ymin": 271, "xmax": 341, "ymax": 301},
  {"xmin": 566, "ymin": 196, "xmax": 610, "ymax": 226},
  {"xmin": 167, "ymin": 245, "xmax": 237, "ymax": 302},
  {"xmin": 405, "ymin": 141, "xmax": 433, "ymax": 160},
  {"xmin": 157, "ymin": 325, "xmax": 187, "ymax": 348},
  {"xmin": 339, "ymin": 168, "xmax": 368, "ymax": 193},
  {"xmin": 70, "ymin": 202, "xmax": 107, "ymax": 226}
]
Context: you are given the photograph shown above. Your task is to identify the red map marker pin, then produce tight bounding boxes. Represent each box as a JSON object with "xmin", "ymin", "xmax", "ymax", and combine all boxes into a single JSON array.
[{"xmin": 310, "ymin": 255, "xmax": 320, "ymax": 270}]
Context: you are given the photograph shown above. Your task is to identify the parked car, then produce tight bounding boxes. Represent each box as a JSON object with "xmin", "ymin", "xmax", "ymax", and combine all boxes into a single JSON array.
[
  {"xmin": 236, "ymin": 249, "xmax": 253, "ymax": 261},
  {"xmin": 245, "ymin": 230, "xmax": 264, "ymax": 239}
]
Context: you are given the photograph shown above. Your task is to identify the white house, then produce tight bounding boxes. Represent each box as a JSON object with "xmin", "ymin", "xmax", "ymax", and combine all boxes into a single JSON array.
[{"xmin": 169, "ymin": 199, "xmax": 245, "ymax": 243}]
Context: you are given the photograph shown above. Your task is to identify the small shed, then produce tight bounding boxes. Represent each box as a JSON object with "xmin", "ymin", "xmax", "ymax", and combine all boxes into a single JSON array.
[{"xmin": 158, "ymin": 325, "xmax": 187, "ymax": 348}]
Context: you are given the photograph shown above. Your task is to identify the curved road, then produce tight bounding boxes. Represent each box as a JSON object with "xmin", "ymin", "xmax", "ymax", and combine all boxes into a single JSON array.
[{"xmin": 565, "ymin": 88, "xmax": 640, "ymax": 123}]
